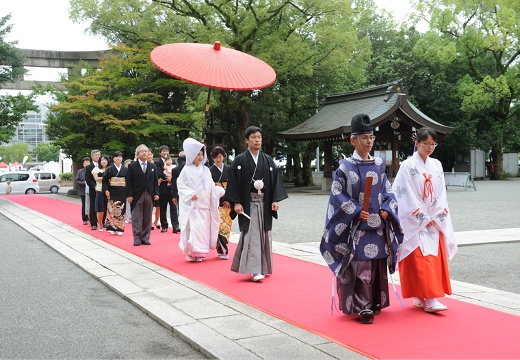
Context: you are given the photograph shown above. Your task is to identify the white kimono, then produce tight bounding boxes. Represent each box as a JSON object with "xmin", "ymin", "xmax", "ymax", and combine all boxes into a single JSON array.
[
  {"xmin": 392, "ymin": 152, "xmax": 457, "ymax": 262},
  {"xmin": 178, "ymin": 139, "xmax": 225, "ymax": 258}
]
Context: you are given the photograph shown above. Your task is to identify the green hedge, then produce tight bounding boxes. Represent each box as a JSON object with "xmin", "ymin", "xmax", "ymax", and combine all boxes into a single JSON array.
[{"xmin": 60, "ymin": 172, "xmax": 73, "ymax": 180}]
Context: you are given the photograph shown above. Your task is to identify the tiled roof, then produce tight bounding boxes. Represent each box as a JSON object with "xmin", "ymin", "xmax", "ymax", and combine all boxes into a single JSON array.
[{"xmin": 279, "ymin": 81, "xmax": 453, "ymax": 141}]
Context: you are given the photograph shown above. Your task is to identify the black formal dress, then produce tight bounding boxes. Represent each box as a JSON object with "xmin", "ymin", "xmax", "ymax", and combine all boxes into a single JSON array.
[
  {"xmin": 85, "ymin": 162, "xmax": 98, "ymax": 228},
  {"xmin": 210, "ymin": 163, "xmax": 232, "ymax": 256},
  {"xmin": 155, "ymin": 158, "xmax": 179, "ymax": 231}
]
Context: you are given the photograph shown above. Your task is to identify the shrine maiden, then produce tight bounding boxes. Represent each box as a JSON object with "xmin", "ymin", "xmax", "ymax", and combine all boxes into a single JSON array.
[{"xmin": 392, "ymin": 127, "xmax": 458, "ymax": 313}]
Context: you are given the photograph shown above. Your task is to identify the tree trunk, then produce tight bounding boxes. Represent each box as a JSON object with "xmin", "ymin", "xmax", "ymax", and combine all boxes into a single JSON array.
[
  {"xmin": 302, "ymin": 143, "xmax": 315, "ymax": 186},
  {"xmin": 291, "ymin": 153, "xmax": 304, "ymax": 186},
  {"xmin": 67, "ymin": 161, "xmax": 81, "ymax": 195},
  {"xmin": 490, "ymin": 143, "xmax": 504, "ymax": 180}
]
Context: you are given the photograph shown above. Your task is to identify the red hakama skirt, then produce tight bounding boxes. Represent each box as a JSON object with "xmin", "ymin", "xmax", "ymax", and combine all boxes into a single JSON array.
[{"xmin": 399, "ymin": 232, "xmax": 452, "ymax": 298}]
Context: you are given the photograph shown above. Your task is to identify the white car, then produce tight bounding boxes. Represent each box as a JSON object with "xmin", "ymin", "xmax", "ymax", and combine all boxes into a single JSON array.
[
  {"xmin": 31, "ymin": 171, "xmax": 61, "ymax": 193},
  {"xmin": 0, "ymin": 171, "xmax": 40, "ymax": 195}
]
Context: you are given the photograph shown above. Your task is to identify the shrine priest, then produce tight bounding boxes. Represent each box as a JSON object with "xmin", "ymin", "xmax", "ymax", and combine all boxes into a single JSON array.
[{"xmin": 320, "ymin": 113, "xmax": 403, "ymax": 324}]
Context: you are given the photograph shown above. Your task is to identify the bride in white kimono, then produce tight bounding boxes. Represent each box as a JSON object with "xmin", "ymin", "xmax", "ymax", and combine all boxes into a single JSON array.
[
  {"xmin": 177, "ymin": 138, "xmax": 225, "ymax": 262},
  {"xmin": 392, "ymin": 127, "xmax": 458, "ymax": 313}
]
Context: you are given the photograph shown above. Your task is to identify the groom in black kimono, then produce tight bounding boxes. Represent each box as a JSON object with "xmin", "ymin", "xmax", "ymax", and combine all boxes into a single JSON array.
[{"xmin": 225, "ymin": 126, "xmax": 288, "ymax": 282}]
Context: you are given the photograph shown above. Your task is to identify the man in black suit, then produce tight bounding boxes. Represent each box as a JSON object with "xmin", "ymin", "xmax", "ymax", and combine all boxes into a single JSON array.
[
  {"xmin": 85, "ymin": 149, "xmax": 101, "ymax": 230},
  {"xmin": 170, "ymin": 151, "xmax": 185, "ymax": 233},
  {"xmin": 154, "ymin": 145, "xmax": 179, "ymax": 233},
  {"xmin": 126, "ymin": 144, "xmax": 159, "ymax": 246}
]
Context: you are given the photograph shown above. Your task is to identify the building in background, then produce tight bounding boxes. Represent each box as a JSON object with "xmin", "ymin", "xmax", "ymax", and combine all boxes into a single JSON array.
[
  {"xmin": 7, "ymin": 102, "xmax": 49, "ymax": 151},
  {"xmin": 4, "ymin": 102, "xmax": 72, "ymax": 173}
]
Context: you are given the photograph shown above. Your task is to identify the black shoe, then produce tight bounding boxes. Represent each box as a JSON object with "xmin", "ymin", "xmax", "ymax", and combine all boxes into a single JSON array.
[
  {"xmin": 172, "ymin": 228, "xmax": 180, "ymax": 233},
  {"xmin": 161, "ymin": 228, "xmax": 168, "ymax": 233},
  {"xmin": 155, "ymin": 224, "xmax": 161, "ymax": 229},
  {"xmin": 141, "ymin": 241, "xmax": 151, "ymax": 245},
  {"xmin": 358, "ymin": 310, "xmax": 374, "ymax": 324},
  {"xmin": 83, "ymin": 221, "xmax": 88, "ymax": 225},
  {"xmin": 91, "ymin": 225, "xmax": 97, "ymax": 230},
  {"xmin": 133, "ymin": 243, "xmax": 140, "ymax": 246},
  {"xmin": 150, "ymin": 227, "xmax": 155, "ymax": 230}
]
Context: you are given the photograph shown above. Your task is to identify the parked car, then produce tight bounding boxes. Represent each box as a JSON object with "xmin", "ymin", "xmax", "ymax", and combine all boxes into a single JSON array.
[
  {"xmin": 0, "ymin": 171, "xmax": 40, "ymax": 194},
  {"xmin": 31, "ymin": 171, "xmax": 60, "ymax": 193}
]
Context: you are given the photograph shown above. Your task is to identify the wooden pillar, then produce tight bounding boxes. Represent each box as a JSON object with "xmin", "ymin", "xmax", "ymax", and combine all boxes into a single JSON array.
[
  {"xmin": 391, "ymin": 135, "xmax": 400, "ymax": 181},
  {"xmin": 322, "ymin": 140, "xmax": 333, "ymax": 190}
]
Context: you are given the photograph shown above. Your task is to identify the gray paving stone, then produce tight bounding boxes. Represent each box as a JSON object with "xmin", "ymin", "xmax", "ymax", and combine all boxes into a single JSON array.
[
  {"xmin": 450, "ymin": 295, "xmax": 520, "ymax": 315},
  {"xmin": 84, "ymin": 251, "xmax": 138, "ymax": 269},
  {"xmin": 201, "ymin": 314, "xmax": 279, "ymax": 340},
  {"xmin": 264, "ymin": 319, "xmax": 330, "ymax": 346},
  {"xmin": 127, "ymin": 292, "xmax": 198, "ymax": 328},
  {"xmin": 84, "ymin": 265, "xmax": 116, "ymax": 278},
  {"xmin": 197, "ymin": 290, "xmax": 282, "ymax": 323},
  {"xmin": 169, "ymin": 273, "xmax": 219, "ymax": 292},
  {"xmin": 237, "ymin": 333, "xmax": 336, "ymax": 359},
  {"xmin": 54, "ymin": 246, "xmax": 99, "ymax": 267},
  {"xmin": 149, "ymin": 283, "xmax": 204, "ymax": 303},
  {"xmin": 61, "ymin": 250, "xmax": 104, "ymax": 270},
  {"xmin": 314, "ymin": 342, "xmax": 368, "ymax": 359},
  {"xmin": 175, "ymin": 322, "xmax": 261, "ymax": 359},
  {"xmin": 106, "ymin": 262, "xmax": 156, "ymax": 277},
  {"xmin": 173, "ymin": 297, "xmax": 239, "ymax": 319},
  {"xmin": 156, "ymin": 268, "xmax": 196, "ymax": 282},
  {"xmin": 456, "ymin": 291, "xmax": 520, "ymax": 310},
  {"xmin": 130, "ymin": 273, "xmax": 179, "ymax": 290},
  {"xmin": 99, "ymin": 274, "xmax": 143, "ymax": 296}
]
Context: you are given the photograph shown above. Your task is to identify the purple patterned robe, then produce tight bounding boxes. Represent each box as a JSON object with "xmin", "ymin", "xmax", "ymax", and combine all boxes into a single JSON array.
[{"xmin": 320, "ymin": 155, "xmax": 403, "ymax": 314}]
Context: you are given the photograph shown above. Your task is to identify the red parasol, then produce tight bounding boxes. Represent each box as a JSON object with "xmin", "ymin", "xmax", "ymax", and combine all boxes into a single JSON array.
[{"xmin": 151, "ymin": 41, "xmax": 276, "ymax": 140}]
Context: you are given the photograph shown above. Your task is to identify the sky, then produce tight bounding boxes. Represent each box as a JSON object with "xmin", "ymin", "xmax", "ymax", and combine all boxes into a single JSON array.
[
  {"xmin": 2, "ymin": 0, "xmax": 109, "ymax": 82},
  {"xmin": 1, "ymin": 0, "xmax": 416, "ymax": 83}
]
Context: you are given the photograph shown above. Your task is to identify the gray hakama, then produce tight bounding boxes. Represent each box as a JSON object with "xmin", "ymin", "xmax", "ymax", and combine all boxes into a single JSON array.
[
  {"xmin": 231, "ymin": 193, "xmax": 273, "ymax": 275},
  {"xmin": 337, "ymin": 258, "xmax": 388, "ymax": 315}
]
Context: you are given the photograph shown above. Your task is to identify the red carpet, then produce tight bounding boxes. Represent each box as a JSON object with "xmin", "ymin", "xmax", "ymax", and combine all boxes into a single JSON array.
[{"xmin": 4, "ymin": 194, "xmax": 520, "ymax": 359}]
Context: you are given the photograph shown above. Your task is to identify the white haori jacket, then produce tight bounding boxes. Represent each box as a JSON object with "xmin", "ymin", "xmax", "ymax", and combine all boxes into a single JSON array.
[
  {"xmin": 178, "ymin": 138, "xmax": 225, "ymax": 255},
  {"xmin": 392, "ymin": 152, "xmax": 457, "ymax": 262}
]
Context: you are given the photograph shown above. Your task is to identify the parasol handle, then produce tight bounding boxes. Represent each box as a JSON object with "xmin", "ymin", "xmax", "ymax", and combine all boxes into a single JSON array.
[
  {"xmin": 362, "ymin": 176, "xmax": 373, "ymax": 221},
  {"xmin": 201, "ymin": 88, "xmax": 212, "ymax": 143}
]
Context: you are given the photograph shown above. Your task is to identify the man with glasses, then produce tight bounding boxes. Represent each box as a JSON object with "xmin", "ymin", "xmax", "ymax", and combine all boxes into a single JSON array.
[
  {"xmin": 126, "ymin": 144, "xmax": 160, "ymax": 246},
  {"xmin": 320, "ymin": 113, "xmax": 403, "ymax": 324}
]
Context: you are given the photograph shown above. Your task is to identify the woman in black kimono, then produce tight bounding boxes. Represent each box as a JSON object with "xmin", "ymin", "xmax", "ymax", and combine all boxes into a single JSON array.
[
  {"xmin": 209, "ymin": 146, "xmax": 232, "ymax": 259},
  {"xmin": 93, "ymin": 154, "xmax": 110, "ymax": 231},
  {"xmin": 103, "ymin": 151, "xmax": 128, "ymax": 235}
]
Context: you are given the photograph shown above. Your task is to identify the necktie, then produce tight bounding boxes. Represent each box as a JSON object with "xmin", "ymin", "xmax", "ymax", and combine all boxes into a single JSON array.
[{"xmin": 141, "ymin": 162, "xmax": 146, "ymax": 173}]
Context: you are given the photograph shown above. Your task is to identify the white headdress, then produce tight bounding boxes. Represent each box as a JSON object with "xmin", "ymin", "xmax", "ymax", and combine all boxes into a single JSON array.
[{"xmin": 183, "ymin": 138, "xmax": 207, "ymax": 166}]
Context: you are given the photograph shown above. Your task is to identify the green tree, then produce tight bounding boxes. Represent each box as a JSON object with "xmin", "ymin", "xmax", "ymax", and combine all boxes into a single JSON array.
[
  {"xmin": 33, "ymin": 142, "xmax": 60, "ymax": 162},
  {"xmin": 0, "ymin": 142, "xmax": 33, "ymax": 163},
  {"xmin": 69, "ymin": 0, "xmax": 369, "ymax": 149},
  {"xmin": 414, "ymin": 0, "xmax": 520, "ymax": 179},
  {"xmin": 0, "ymin": 14, "xmax": 37, "ymax": 144},
  {"xmin": 45, "ymin": 44, "xmax": 189, "ymax": 161}
]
